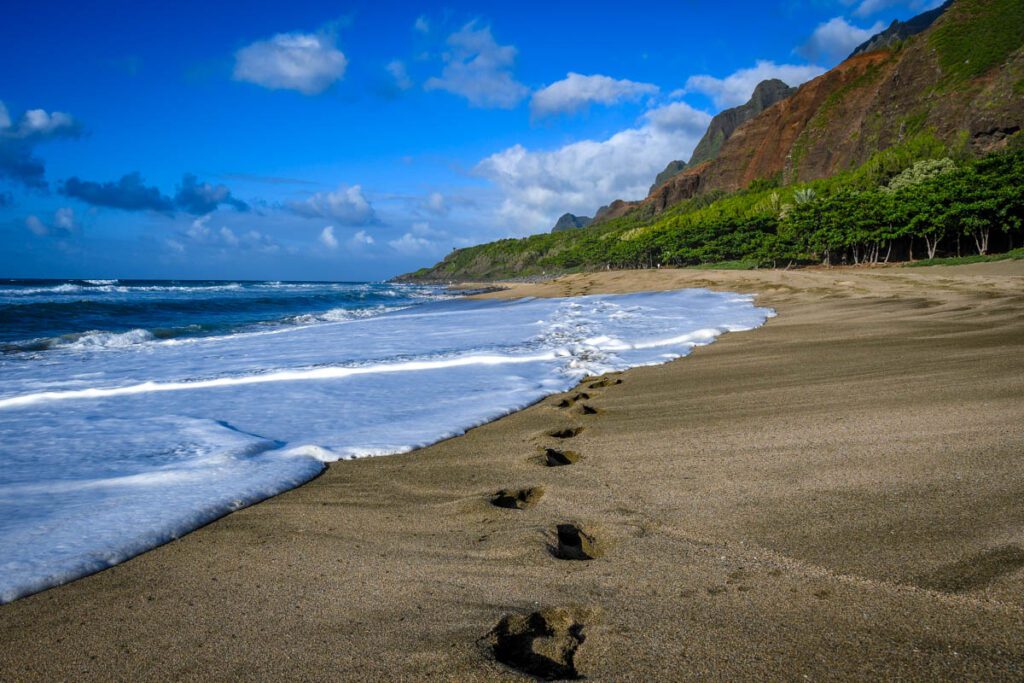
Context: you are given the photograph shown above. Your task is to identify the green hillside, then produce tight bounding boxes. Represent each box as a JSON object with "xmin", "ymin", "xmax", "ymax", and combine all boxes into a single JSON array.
[{"xmin": 398, "ymin": 134, "xmax": 1024, "ymax": 281}]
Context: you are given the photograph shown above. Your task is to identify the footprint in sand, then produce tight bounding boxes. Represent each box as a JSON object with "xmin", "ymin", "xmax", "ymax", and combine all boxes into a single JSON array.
[
  {"xmin": 555, "ymin": 392, "xmax": 590, "ymax": 408},
  {"xmin": 491, "ymin": 486, "xmax": 545, "ymax": 510},
  {"xmin": 542, "ymin": 447, "xmax": 580, "ymax": 467},
  {"xmin": 550, "ymin": 523, "xmax": 604, "ymax": 561},
  {"xmin": 547, "ymin": 426, "xmax": 583, "ymax": 439},
  {"xmin": 587, "ymin": 376, "xmax": 623, "ymax": 390},
  {"xmin": 487, "ymin": 607, "xmax": 588, "ymax": 680},
  {"xmin": 578, "ymin": 403, "xmax": 599, "ymax": 415}
]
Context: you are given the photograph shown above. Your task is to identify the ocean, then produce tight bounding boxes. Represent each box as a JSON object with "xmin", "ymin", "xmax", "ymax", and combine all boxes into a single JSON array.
[{"xmin": 0, "ymin": 278, "xmax": 773, "ymax": 602}]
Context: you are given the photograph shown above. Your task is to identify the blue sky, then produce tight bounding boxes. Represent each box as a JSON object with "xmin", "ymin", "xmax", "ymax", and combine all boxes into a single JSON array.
[{"xmin": 0, "ymin": 0, "xmax": 941, "ymax": 280}]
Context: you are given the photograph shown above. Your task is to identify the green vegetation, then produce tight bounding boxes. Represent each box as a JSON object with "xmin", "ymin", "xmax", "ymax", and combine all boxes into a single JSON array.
[
  {"xmin": 929, "ymin": 0, "xmax": 1024, "ymax": 84},
  {"xmin": 403, "ymin": 132, "xmax": 1024, "ymax": 282},
  {"xmin": 905, "ymin": 247, "xmax": 1024, "ymax": 267}
]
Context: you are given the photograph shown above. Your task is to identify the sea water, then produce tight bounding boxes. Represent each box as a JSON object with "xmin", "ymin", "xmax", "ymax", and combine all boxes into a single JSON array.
[{"xmin": 0, "ymin": 279, "xmax": 773, "ymax": 602}]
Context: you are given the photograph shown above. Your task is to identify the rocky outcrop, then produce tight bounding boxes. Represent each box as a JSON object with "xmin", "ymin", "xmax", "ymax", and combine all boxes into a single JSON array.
[
  {"xmin": 590, "ymin": 79, "xmax": 799, "ymax": 225},
  {"xmin": 648, "ymin": 160, "xmax": 688, "ymax": 194},
  {"xmin": 688, "ymin": 78, "xmax": 797, "ymax": 168},
  {"xmin": 849, "ymin": 0, "xmax": 951, "ymax": 57},
  {"xmin": 551, "ymin": 213, "xmax": 592, "ymax": 233},
  {"xmin": 593, "ymin": 199, "xmax": 640, "ymax": 224},
  {"xmin": 644, "ymin": 162, "xmax": 709, "ymax": 213}
]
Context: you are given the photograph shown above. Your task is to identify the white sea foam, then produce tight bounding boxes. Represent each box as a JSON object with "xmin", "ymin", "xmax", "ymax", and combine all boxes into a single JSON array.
[{"xmin": 0, "ymin": 289, "xmax": 773, "ymax": 603}]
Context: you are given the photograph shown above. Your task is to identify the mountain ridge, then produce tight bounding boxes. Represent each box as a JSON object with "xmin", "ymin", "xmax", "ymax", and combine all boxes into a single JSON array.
[{"xmin": 397, "ymin": 0, "xmax": 1024, "ymax": 283}]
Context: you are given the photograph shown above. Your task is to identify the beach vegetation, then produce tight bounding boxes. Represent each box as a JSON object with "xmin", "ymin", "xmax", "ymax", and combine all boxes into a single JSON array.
[{"xmin": 404, "ymin": 136, "xmax": 1024, "ymax": 280}]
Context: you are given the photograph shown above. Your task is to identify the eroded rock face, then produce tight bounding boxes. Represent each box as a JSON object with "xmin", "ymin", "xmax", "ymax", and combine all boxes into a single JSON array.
[
  {"xmin": 688, "ymin": 78, "xmax": 797, "ymax": 169},
  {"xmin": 551, "ymin": 213, "xmax": 592, "ymax": 233},
  {"xmin": 848, "ymin": 0, "xmax": 951, "ymax": 58},
  {"xmin": 592, "ymin": 199, "xmax": 641, "ymax": 224},
  {"xmin": 597, "ymin": 78, "xmax": 797, "ymax": 226},
  {"xmin": 489, "ymin": 607, "xmax": 587, "ymax": 680},
  {"xmin": 648, "ymin": 159, "xmax": 688, "ymax": 195},
  {"xmin": 601, "ymin": 1, "xmax": 1024, "ymax": 223},
  {"xmin": 645, "ymin": 163, "xmax": 708, "ymax": 214}
]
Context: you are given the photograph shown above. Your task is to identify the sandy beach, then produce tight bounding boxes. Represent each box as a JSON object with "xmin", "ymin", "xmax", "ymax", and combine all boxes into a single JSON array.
[{"xmin": 2, "ymin": 261, "xmax": 1024, "ymax": 681}]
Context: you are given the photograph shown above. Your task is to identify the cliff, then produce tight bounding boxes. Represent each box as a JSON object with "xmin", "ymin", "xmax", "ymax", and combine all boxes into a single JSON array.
[{"xmin": 626, "ymin": 0, "xmax": 1024, "ymax": 217}]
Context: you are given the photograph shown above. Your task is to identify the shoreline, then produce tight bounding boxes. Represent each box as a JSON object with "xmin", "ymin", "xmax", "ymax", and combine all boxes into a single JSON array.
[{"xmin": 2, "ymin": 262, "xmax": 1024, "ymax": 680}]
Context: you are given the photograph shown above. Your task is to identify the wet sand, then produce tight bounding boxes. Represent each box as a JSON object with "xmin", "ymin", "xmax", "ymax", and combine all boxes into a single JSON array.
[{"xmin": 2, "ymin": 262, "xmax": 1024, "ymax": 680}]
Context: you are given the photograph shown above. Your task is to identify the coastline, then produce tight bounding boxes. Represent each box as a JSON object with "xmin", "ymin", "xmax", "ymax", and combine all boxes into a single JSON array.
[{"xmin": 3, "ymin": 262, "xmax": 1024, "ymax": 680}]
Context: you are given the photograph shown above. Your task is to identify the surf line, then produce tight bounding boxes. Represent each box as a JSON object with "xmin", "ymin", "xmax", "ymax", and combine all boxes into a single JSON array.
[{"xmin": 0, "ymin": 352, "xmax": 560, "ymax": 409}]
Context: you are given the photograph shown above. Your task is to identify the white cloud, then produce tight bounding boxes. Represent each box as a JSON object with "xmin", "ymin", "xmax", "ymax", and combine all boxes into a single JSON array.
[
  {"xmin": 25, "ymin": 207, "xmax": 79, "ymax": 237},
  {"xmin": 233, "ymin": 30, "xmax": 347, "ymax": 95},
  {"xmin": 0, "ymin": 102, "xmax": 81, "ymax": 187},
  {"xmin": 798, "ymin": 17, "xmax": 885, "ymax": 62},
  {"xmin": 847, "ymin": 0, "xmax": 945, "ymax": 18},
  {"xmin": 16, "ymin": 109, "xmax": 78, "ymax": 137},
  {"xmin": 319, "ymin": 225, "xmax": 339, "ymax": 249},
  {"xmin": 389, "ymin": 232, "xmax": 435, "ymax": 255},
  {"xmin": 424, "ymin": 22, "xmax": 529, "ymax": 109},
  {"xmin": 423, "ymin": 191, "xmax": 447, "ymax": 215},
  {"xmin": 387, "ymin": 60, "xmax": 413, "ymax": 90},
  {"xmin": 475, "ymin": 101, "xmax": 713, "ymax": 231},
  {"xmin": 685, "ymin": 60, "xmax": 826, "ymax": 109},
  {"xmin": 25, "ymin": 215, "xmax": 47, "ymax": 236},
  {"xmin": 181, "ymin": 215, "xmax": 278, "ymax": 253},
  {"xmin": 289, "ymin": 184, "xmax": 376, "ymax": 224},
  {"xmin": 530, "ymin": 73, "xmax": 658, "ymax": 118},
  {"xmin": 219, "ymin": 226, "xmax": 240, "ymax": 247},
  {"xmin": 387, "ymin": 221, "xmax": 448, "ymax": 254},
  {"xmin": 414, "ymin": 15, "xmax": 430, "ymax": 34},
  {"xmin": 350, "ymin": 229, "xmax": 375, "ymax": 247}
]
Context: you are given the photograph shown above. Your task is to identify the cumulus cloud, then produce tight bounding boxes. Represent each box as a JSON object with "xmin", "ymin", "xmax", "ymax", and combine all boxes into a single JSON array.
[
  {"xmin": 174, "ymin": 173, "xmax": 249, "ymax": 215},
  {"xmin": 414, "ymin": 15, "xmax": 430, "ymax": 34},
  {"xmin": 475, "ymin": 101, "xmax": 713, "ymax": 231},
  {"xmin": 422, "ymin": 191, "xmax": 447, "ymax": 215},
  {"xmin": 181, "ymin": 215, "xmax": 280, "ymax": 253},
  {"xmin": 846, "ymin": 0, "xmax": 944, "ymax": 17},
  {"xmin": 684, "ymin": 60, "xmax": 826, "ymax": 109},
  {"xmin": 424, "ymin": 22, "xmax": 529, "ymax": 109},
  {"xmin": 350, "ymin": 229, "xmax": 375, "ymax": 246},
  {"xmin": 387, "ymin": 60, "xmax": 413, "ymax": 90},
  {"xmin": 798, "ymin": 17, "xmax": 885, "ymax": 62},
  {"xmin": 62, "ymin": 172, "xmax": 174, "ymax": 212},
  {"xmin": 25, "ymin": 207, "xmax": 79, "ymax": 237},
  {"xmin": 530, "ymin": 73, "xmax": 658, "ymax": 118},
  {"xmin": 388, "ymin": 232, "xmax": 434, "ymax": 255},
  {"xmin": 319, "ymin": 225, "xmax": 339, "ymax": 249},
  {"xmin": 233, "ymin": 30, "xmax": 347, "ymax": 95},
  {"xmin": 289, "ymin": 183, "xmax": 376, "ymax": 225},
  {"xmin": 0, "ymin": 101, "xmax": 82, "ymax": 188},
  {"xmin": 388, "ymin": 221, "xmax": 448, "ymax": 255}
]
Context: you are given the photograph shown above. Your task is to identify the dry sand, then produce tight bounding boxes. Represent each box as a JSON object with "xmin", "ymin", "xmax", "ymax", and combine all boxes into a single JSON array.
[{"xmin": 2, "ymin": 262, "xmax": 1024, "ymax": 681}]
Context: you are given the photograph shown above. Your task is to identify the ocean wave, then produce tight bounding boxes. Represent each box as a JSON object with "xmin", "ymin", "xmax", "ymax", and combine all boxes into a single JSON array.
[
  {"xmin": 2, "ymin": 328, "xmax": 157, "ymax": 353},
  {"xmin": 284, "ymin": 304, "xmax": 407, "ymax": 325}
]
